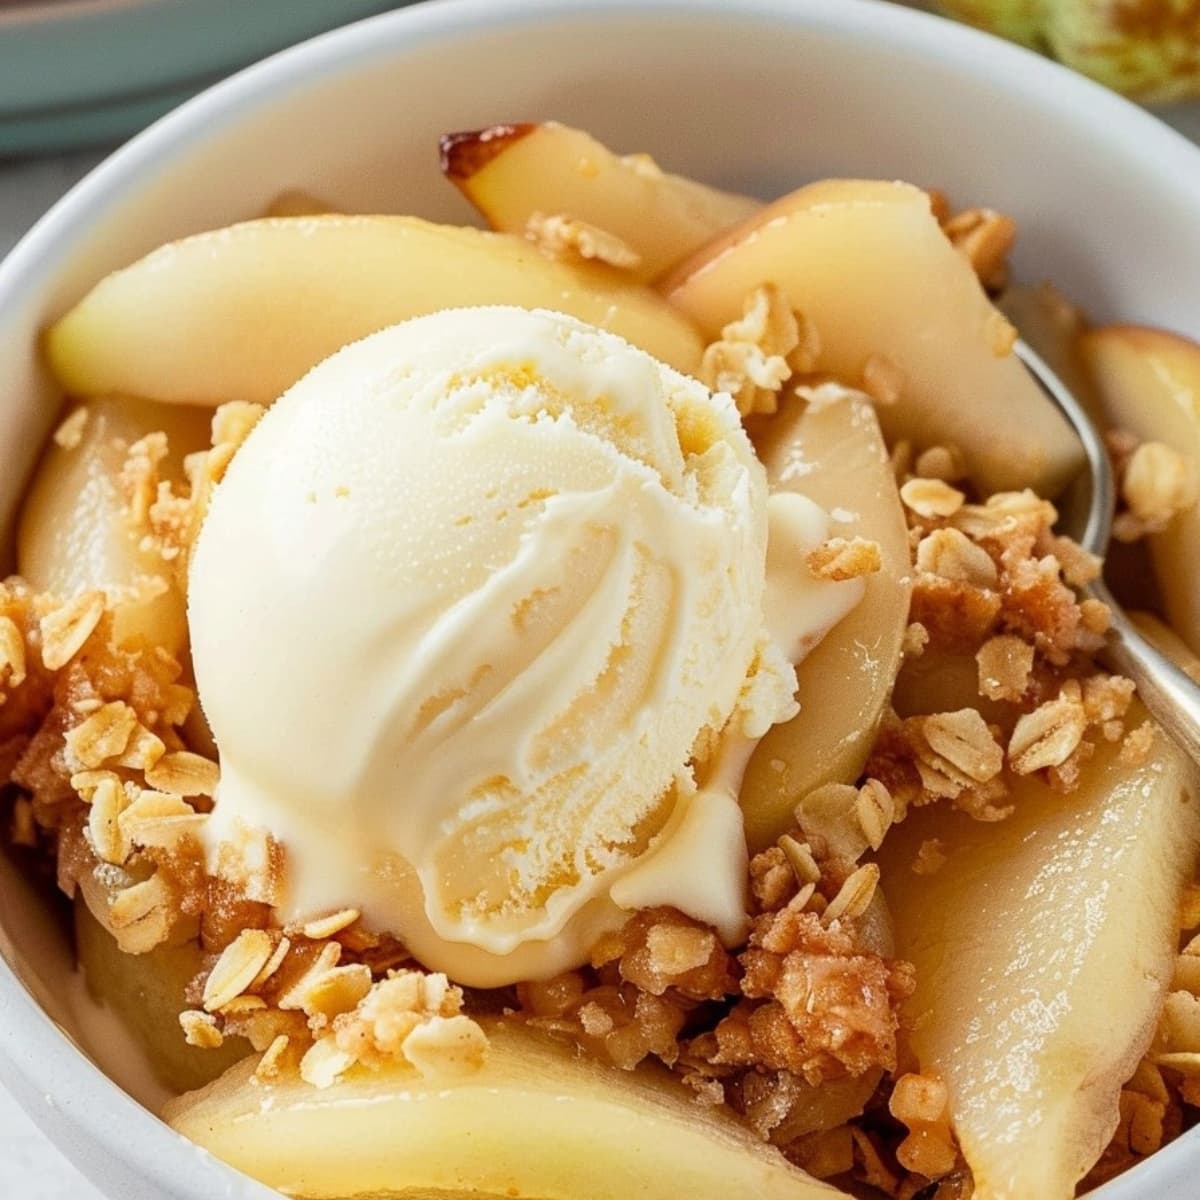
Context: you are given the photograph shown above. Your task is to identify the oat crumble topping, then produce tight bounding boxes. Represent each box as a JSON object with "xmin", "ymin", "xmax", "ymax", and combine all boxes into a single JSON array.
[
  {"xmin": 700, "ymin": 284, "xmax": 814, "ymax": 417},
  {"xmin": 1107, "ymin": 428, "xmax": 1200, "ymax": 544},
  {"xmin": 806, "ymin": 537, "xmax": 884, "ymax": 582},
  {"xmin": 941, "ymin": 206, "xmax": 1017, "ymax": 293},
  {"xmin": 52, "ymin": 406, "xmax": 90, "ymax": 451},
  {"xmin": 524, "ymin": 211, "xmax": 643, "ymax": 270}
]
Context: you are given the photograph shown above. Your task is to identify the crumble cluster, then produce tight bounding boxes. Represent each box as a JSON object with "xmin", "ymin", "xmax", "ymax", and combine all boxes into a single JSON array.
[
  {"xmin": 524, "ymin": 210, "xmax": 643, "ymax": 271},
  {"xmin": 699, "ymin": 282, "xmax": 821, "ymax": 417},
  {"xmin": 1106, "ymin": 426, "xmax": 1199, "ymax": 544},
  {"xmin": 516, "ymin": 827, "xmax": 916, "ymax": 1167},
  {"xmin": 864, "ymin": 470, "xmax": 1152, "ymax": 824}
]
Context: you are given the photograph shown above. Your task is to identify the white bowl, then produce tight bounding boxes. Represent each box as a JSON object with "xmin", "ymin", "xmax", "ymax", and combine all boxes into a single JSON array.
[{"xmin": 1, "ymin": 0, "xmax": 1198, "ymax": 1196}]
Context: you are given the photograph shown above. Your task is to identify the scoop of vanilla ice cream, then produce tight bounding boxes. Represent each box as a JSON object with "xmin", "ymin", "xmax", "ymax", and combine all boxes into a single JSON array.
[{"xmin": 190, "ymin": 306, "xmax": 797, "ymax": 986}]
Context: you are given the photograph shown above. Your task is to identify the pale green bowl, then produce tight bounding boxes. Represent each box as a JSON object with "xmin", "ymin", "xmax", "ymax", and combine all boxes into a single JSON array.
[{"xmin": 0, "ymin": 0, "xmax": 409, "ymax": 155}]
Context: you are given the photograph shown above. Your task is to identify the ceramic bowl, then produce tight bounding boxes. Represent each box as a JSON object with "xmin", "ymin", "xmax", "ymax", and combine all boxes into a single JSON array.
[{"xmin": 0, "ymin": 0, "xmax": 1198, "ymax": 1196}]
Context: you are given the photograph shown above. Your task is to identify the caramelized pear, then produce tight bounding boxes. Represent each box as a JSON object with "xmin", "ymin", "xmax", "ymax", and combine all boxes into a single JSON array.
[
  {"xmin": 879, "ymin": 728, "xmax": 1200, "ymax": 1199},
  {"xmin": 442, "ymin": 121, "xmax": 760, "ymax": 282},
  {"xmin": 740, "ymin": 390, "xmax": 911, "ymax": 850},
  {"xmin": 44, "ymin": 216, "xmax": 703, "ymax": 406},
  {"xmin": 165, "ymin": 1021, "xmax": 846, "ymax": 1199},
  {"xmin": 663, "ymin": 180, "xmax": 1082, "ymax": 496}
]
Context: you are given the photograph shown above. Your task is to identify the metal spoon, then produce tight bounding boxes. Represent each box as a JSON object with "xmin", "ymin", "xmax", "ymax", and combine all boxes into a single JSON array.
[{"xmin": 1014, "ymin": 339, "xmax": 1200, "ymax": 763}]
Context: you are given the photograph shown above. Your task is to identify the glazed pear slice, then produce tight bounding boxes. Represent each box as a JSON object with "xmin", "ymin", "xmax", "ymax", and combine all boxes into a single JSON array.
[
  {"xmin": 997, "ymin": 283, "xmax": 1102, "ymax": 423},
  {"xmin": 441, "ymin": 121, "xmax": 760, "ymax": 282},
  {"xmin": 663, "ymin": 180, "xmax": 1082, "ymax": 497},
  {"xmin": 739, "ymin": 390, "xmax": 911, "ymax": 851},
  {"xmin": 44, "ymin": 215, "xmax": 704, "ymax": 407},
  {"xmin": 165, "ymin": 1021, "xmax": 846, "ymax": 1200},
  {"xmin": 1081, "ymin": 325, "xmax": 1200, "ymax": 654},
  {"xmin": 879, "ymin": 727, "xmax": 1200, "ymax": 1200},
  {"xmin": 17, "ymin": 396, "xmax": 209, "ymax": 654},
  {"xmin": 75, "ymin": 899, "xmax": 247, "ymax": 1094},
  {"xmin": 1129, "ymin": 611, "xmax": 1200, "ymax": 682}
]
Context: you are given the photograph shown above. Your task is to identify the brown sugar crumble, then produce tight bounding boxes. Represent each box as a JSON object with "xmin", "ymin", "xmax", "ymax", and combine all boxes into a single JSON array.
[{"xmin": 869, "ymin": 438, "xmax": 1148, "ymax": 828}]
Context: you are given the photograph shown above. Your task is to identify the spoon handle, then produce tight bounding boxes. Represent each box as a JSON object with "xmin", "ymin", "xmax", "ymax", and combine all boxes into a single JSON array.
[{"xmin": 1089, "ymin": 578, "xmax": 1200, "ymax": 765}]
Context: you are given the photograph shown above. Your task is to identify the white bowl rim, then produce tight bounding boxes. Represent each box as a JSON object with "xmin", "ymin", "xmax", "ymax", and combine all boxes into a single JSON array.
[{"xmin": 1, "ymin": 0, "xmax": 1199, "ymax": 1196}]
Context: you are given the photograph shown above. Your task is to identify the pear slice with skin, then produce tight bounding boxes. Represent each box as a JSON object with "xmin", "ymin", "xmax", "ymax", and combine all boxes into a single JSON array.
[
  {"xmin": 44, "ymin": 215, "xmax": 704, "ymax": 407},
  {"xmin": 878, "ymin": 724, "xmax": 1200, "ymax": 1200},
  {"xmin": 662, "ymin": 179, "xmax": 1083, "ymax": 497},
  {"xmin": 1080, "ymin": 325, "xmax": 1200, "ymax": 655},
  {"xmin": 164, "ymin": 1019, "xmax": 847, "ymax": 1200},
  {"xmin": 441, "ymin": 121, "xmax": 761, "ymax": 283},
  {"xmin": 739, "ymin": 389, "xmax": 911, "ymax": 852},
  {"xmin": 17, "ymin": 396, "xmax": 209, "ymax": 655}
]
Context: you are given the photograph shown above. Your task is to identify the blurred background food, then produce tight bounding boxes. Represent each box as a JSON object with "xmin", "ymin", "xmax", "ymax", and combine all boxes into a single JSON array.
[
  {"xmin": 915, "ymin": 0, "xmax": 1200, "ymax": 103},
  {"xmin": 0, "ymin": 0, "xmax": 410, "ymax": 156}
]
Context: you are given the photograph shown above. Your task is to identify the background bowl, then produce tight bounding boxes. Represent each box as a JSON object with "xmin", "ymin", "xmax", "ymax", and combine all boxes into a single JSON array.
[
  {"xmin": 0, "ymin": 0, "xmax": 410, "ymax": 155},
  {"xmin": 0, "ymin": 0, "xmax": 1199, "ymax": 1196}
]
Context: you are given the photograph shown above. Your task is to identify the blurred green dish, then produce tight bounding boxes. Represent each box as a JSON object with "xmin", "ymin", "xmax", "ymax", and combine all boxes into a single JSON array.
[{"xmin": 0, "ymin": 0, "xmax": 408, "ymax": 155}]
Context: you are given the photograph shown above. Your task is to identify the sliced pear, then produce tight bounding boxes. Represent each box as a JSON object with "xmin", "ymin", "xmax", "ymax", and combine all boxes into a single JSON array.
[
  {"xmin": 740, "ymin": 391, "xmax": 911, "ymax": 851},
  {"xmin": 879, "ymin": 725, "xmax": 1200, "ymax": 1200},
  {"xmin": 44, "ymin": 215, "xmax": 704, "ymax": 407},
  {"xmin": 1080, "ymin": 325, "xmax": 1200, "ymax": 654},
  {"xmin": 262, "ymin": 189, "xmax": 334, "ymax": 218},
  {"xmin": 75, "ymin": 899, "xmax": 247, "ymax": 1094},
  {"xmin": 441, "ymin": 121, "xmax": 761, "ymax": 283},
  {"xmin": 1129, "ymin": 610, "xmax": 1200, "ymax": 683},
  {"xmin": 663, "ymin": 180, "xmax": 1082, "ymax": 497},
  {"xmin": 165, "ymin": 1020, "xmax": 845, "ymax": 1200},
  {"xmin": 17, "ymin": 396, "xmax": 209, "ymax": 654},
  {"xmin": 890, "ymin": 648, "xmax": 1013, "ymax": 725},
  {"xmin": 997, "ymin": 283, "xmax": 1103, "ymax": 422}
]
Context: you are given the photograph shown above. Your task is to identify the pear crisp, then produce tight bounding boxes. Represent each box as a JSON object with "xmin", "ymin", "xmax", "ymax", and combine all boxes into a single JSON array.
[
  {"xmin": 5, "ymin": 118, "xmax": 1200, "ymax": 1200},
  {"xmin": 2, "ymin": 396, "xmax": 920, "ymax": 1164}
]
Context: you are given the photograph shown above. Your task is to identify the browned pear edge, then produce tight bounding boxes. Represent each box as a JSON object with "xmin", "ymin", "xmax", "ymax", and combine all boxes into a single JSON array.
[
  {"xmin": 1082, "ymin": 323, "xmax": 1200, "ymax": 356},
  {"xmin": 439, "ymin": 123, "xmax": 539, "ymax": 181},
  {"xmin": 657, "ymin": 179, "xmax": 943, "ymax": 297}
]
